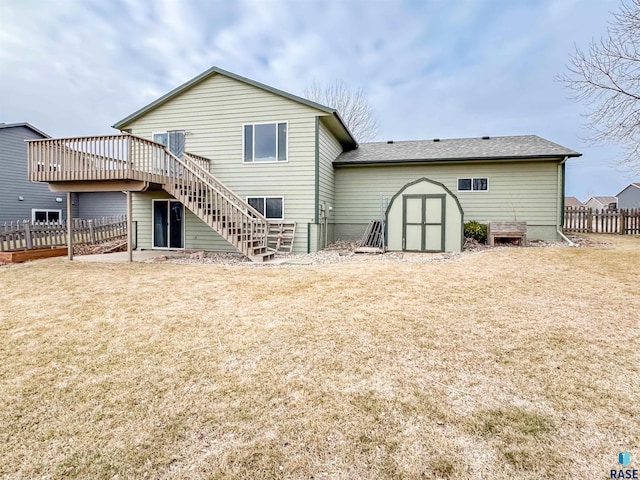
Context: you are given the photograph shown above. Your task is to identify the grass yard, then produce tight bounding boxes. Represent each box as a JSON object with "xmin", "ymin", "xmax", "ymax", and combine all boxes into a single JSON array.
[{"xmin": 1, "ymin": 235, "xmax": 639, "ymax": 479}]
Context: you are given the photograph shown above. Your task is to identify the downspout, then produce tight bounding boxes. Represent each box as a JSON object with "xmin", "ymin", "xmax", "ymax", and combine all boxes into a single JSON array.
[
  {"xmin": 314, "ymin": 117, "xmax": 320, "ymax": 224},
  {"xmin": 557, "ymin": 156, "xmax": 575, "ymax": 246}
]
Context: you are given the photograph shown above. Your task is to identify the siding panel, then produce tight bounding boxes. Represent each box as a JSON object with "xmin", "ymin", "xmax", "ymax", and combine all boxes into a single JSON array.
[
  {"xmin": 77, "ymin": 192, "xmax": 127, "ymax": 218},
  {"xmin": 132, "ymin": 191, "xmax": 233, "ymax": 251},
  {"xmin": 316, "ymin": 120, "xmax": 344, "ymax": 249},
  {"xmin": 617, "ymin": 186, "xmax": 640, "ymax": 209},
  {"xmin": 334, "ymin": 161, "xmax": 561, "ymax": 240}
]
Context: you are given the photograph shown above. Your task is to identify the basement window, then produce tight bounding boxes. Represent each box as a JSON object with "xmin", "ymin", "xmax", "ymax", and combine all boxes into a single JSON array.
[
  {"xmin": 247, "ymin": 196, "xmax": 284, "ymax": 220},
  {"xmin": 243, "ymin": 122, "xmax": 287, "ymax": 162},
  {"xmin": 458, "ymin": 177, "xmax": 488, "ymax": 191},
  {"xmin": 32, "ymin": 209, "xmax": 61, "ymax": 222}
]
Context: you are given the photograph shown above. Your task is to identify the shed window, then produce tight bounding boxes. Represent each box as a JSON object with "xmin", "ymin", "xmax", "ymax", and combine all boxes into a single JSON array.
[
  {"xmin": 458, "ymin": 177, "xmax": 488, "ymax": 191},
  {"xmin": 243, "ymin": 122, "xmax": 287, "ymax": 162},
  {"xmin": 247, "ymin": 196, "xmax": 284, "ymax": 219}
]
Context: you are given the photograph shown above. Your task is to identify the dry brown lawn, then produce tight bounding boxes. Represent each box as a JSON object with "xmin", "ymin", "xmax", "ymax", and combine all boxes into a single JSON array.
[{"xmin": 1, "ymin": 235, "xmax": 639, "ymax": 479}]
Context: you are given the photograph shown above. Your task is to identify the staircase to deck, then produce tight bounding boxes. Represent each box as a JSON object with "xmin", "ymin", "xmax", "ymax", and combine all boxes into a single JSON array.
[{"xmin": 27, "ymin": 134, "xmax": 274, "ymax": 262}]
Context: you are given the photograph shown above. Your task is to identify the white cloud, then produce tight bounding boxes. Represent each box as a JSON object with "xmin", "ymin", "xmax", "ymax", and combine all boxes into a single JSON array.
[{"xmin": 0, "ymin": 0, "xmax": 630, "ymax": 198}]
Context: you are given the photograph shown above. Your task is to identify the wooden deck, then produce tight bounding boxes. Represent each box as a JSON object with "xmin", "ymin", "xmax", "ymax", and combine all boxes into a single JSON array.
[
  {"xmin": 28, "ymin": 135, "xmax": 186, "ymax": 187},
  {"xmin": 27, "ymin": 134, "xmax": 276, "ymax": 261}
]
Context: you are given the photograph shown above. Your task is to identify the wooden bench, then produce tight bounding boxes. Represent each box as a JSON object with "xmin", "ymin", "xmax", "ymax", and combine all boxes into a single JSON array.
[{"xmin": 488, "ymin": 221, "xmax": 527, "ymax": 246}]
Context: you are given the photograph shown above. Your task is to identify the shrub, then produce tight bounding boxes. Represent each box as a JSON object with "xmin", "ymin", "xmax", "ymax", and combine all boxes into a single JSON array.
[{"xmin": 464, "ymin": 220, "xmax": 487, "ymax": 243}]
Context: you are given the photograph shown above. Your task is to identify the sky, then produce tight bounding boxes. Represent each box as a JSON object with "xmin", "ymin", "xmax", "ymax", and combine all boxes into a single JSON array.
[{"xmin": 0, "ymin": 0, "xmax": 636, "ymax": 200}]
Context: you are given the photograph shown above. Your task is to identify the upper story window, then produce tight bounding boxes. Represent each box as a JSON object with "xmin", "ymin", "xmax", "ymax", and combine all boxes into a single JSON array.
[
  {"xmin": 243, "ymin": 122, "xmax": 287, "ymax": 163},
  {"xmin": 457, "ymin": 177, "xmax": 488, "ymax": 192}
]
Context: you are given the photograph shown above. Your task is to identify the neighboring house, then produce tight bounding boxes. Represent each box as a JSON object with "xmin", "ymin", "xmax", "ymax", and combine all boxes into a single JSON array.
[
  {"xmin": 0, "ymin": 122, "xmax": 68, "ymax": 224},
  {"xmin": 616, "ymin": 183, "xmax": 640, "ymax": 209},
  {"xmin": 564, "ymin": 196, "xmax": 583, "ymax": 207},
  {"xmin": 584, "ymin": 196, "xmax": 617, "ymax": 211},
  {"xmin": 27, "ymin": 66, "xmax": 581, "ymax": 257},
  {"xmin": 0, "ymin": 122, "xmax": 127, "ymax": 224}
]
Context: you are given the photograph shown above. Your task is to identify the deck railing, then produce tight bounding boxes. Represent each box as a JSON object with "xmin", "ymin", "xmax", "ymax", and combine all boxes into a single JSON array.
[
  {"xmin": 27, "ymin": 134, "xmax": 172, "ymax": 184},
  {"xmin": 0, "ymin": 216, "xmax": 127, "ymax": 252},
  {"xmin": 27, "ymin": 134, "xmax": 270, "ymax": 257},
  {"xmin": 164, "ymin": 150, "xmax": 269, "ymax": 255}
]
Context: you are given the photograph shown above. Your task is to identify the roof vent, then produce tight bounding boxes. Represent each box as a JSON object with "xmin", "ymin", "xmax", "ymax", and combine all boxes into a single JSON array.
[
  {"xmin": 387, "ymin": 140, "xmax": 394, "ymax": 144},
  {"xmin": 433, "ymin": 138, "xmax": 440, "ymax": 142},
  {"xmin": 481, "ymin": 136, "xmax": 490, "ymax": 140}
]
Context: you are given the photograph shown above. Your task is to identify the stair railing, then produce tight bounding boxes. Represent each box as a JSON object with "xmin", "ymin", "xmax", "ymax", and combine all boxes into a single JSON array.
[
  {"xmin": 160, "ymin": 149, "xmax": 269, "ymax": 256},
  {"xmin": 27, "ymin": 134, "xmax": 270, "ymax": 257}
]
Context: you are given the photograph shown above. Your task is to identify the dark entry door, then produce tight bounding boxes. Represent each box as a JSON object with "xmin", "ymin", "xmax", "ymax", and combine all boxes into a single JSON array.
[
  {"xmin": 153, "ymin": 200, "xmax": 184, "ymax": 249},
  {"xmin": 402, "ymin": 194, "xmax": 446, "ymax": 252}
]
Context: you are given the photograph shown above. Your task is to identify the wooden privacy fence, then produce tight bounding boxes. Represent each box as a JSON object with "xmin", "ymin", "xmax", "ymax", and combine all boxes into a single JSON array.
[
  {"xmin": 0, "ymin": 216, "xmax": 127, "ymax": 251},
  {"xmin": 564, "ymin": 207, "xmax": 640, "ymax": 234}
]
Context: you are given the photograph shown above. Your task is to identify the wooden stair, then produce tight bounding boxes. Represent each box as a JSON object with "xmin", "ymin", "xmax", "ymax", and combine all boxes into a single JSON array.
[
  {"xmin": 165, "ymin": 152, "xmax": 274, "ymax": 262},
  {"xmin": 26, "ymin": 134, "xmax": 275, "ymax": 262},
  {"xmin": 267, "ymin": 222, "xmax": 296, "ymax": 254}
]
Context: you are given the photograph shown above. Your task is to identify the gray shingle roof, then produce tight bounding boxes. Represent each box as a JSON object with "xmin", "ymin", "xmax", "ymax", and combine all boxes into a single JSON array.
[
  {"xmin": 565, "ymin": 196, "xmax": 583, "ymax": 207},
  {"xmin": 590, "ymin": 196, "xmax": 617, "ymax": 204},
  {"xmin": 0, "ymin": 122, "xmax": 49, "ymax": 138},
  {"xmin": 334, "ymin": 135, "xmax": 580, "ymax": 165}
]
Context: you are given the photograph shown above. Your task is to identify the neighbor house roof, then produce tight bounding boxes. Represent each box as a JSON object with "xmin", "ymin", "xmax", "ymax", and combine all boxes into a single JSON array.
[
  {"xmin": 564, "ymin": 196, "xmax": 583, "ymax": 207},
  {"xmin": 587, "ymin": 196, "xmax": 617, "ymax": 205},
  {"xmin": 0, "ymin": 122, "xmax": 49, "ymax": 138},
  {"xmin": 334, "ymin": 135, "xmax": 580, "ymax": 165},
  {"xmin": 615, "ymin": 182, "xmax": 640, "ymax": 196},
  {"xmin": 112, "ymin": 66, "xmax": 357, "ymax": 149}
]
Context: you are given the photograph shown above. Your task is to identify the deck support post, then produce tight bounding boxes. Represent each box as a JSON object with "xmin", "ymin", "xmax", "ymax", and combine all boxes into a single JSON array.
[
  {"xmin": 127, "ymin": 191, "xmax": 133, "ymax": 262},
  {"xmin": 67, "ymin": 191, "xmax": 73, "ymax": 260}
]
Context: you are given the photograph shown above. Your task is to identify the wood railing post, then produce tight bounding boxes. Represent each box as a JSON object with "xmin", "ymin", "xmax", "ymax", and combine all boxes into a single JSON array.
[
  {"xmin": 88, "ymin": 219, "xmax": 95, "ymax": 244},
  {"xmin": 67, "ymin": 192, "xmax": 73, "ymax": 260},
  {"xmin": 127, "ymin": 192, "xmax": 133, "ymax": 263},
  {"xmin": 23, "ymin": 220, "xmax": 32, "ymax": 249}
]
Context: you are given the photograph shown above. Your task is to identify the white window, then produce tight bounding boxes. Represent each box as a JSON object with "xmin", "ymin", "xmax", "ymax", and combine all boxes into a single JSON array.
[
  {"xmin": 32, "ymin": 209, "xmax": 62, "ymax": 222},
  {"xmin": 243, "ymin": 122, "xmax": 287, "ymax": 162},
  {"xmin": 153, "ymin": 132, "xmax": 168, "ymax": 146},
  {"xmin": 457, "ymin": 177, "xmax": 488, "ymax": 191},
  {"xmin": 247, "ymin": 197, "xmax": 284, "ymax": 220}
]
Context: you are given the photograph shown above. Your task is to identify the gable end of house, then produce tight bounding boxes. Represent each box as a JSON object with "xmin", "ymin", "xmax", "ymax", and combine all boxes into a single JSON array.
[{"xmin": 112, "ymin": 66, "xmax": 357, "ymax": 150}]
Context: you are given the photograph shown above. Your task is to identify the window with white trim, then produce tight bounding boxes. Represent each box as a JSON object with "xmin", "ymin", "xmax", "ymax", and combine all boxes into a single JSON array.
[
  {"xmin": 247, "ymin": 197, "xmax": 284, "ymax": 219},
  {"xmin": 457, "ymin": 177, "xmax": 488, "ymax": 191},
  {"xmin": 32, "ymin": 209, "xmax": 61, "ymax": 222},
  {"xmin": 243, "ymin": 122, "xmax": 287, "ymax": 162}
]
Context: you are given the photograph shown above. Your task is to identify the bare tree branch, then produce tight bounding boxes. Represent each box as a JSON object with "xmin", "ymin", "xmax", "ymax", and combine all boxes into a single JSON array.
[
  {"xmin": 557, "ymin": 0, "xmax": 640, "ymax": 173},
  {"xmin": 304, "ymin": 80, "xmax": 381, "ymax": 143}
]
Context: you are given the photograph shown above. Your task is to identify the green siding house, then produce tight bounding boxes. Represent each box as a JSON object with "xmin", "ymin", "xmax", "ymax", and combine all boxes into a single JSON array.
[
  {"xmin": 111, "ymin": 67, "xmax": 356, "ymax": 255},
  {"xmin": 28, "ymin": 66, "xmax": 581, "ymax": 258}
]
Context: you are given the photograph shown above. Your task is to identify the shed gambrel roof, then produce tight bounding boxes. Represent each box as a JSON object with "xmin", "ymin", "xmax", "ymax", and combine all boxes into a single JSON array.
[
  {"xmin": 112, "ymin": 66, "xmax": 357, "ymax": 149},
  {"xmin": 334, "ymin": 135, "xmax": 580, "ymax": 165}
]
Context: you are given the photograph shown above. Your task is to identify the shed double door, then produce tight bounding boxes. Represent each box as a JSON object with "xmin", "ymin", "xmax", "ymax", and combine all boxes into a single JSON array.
[{"xmin": 402, "ymin": 194, "xmax": 445, "ymax": 252}]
